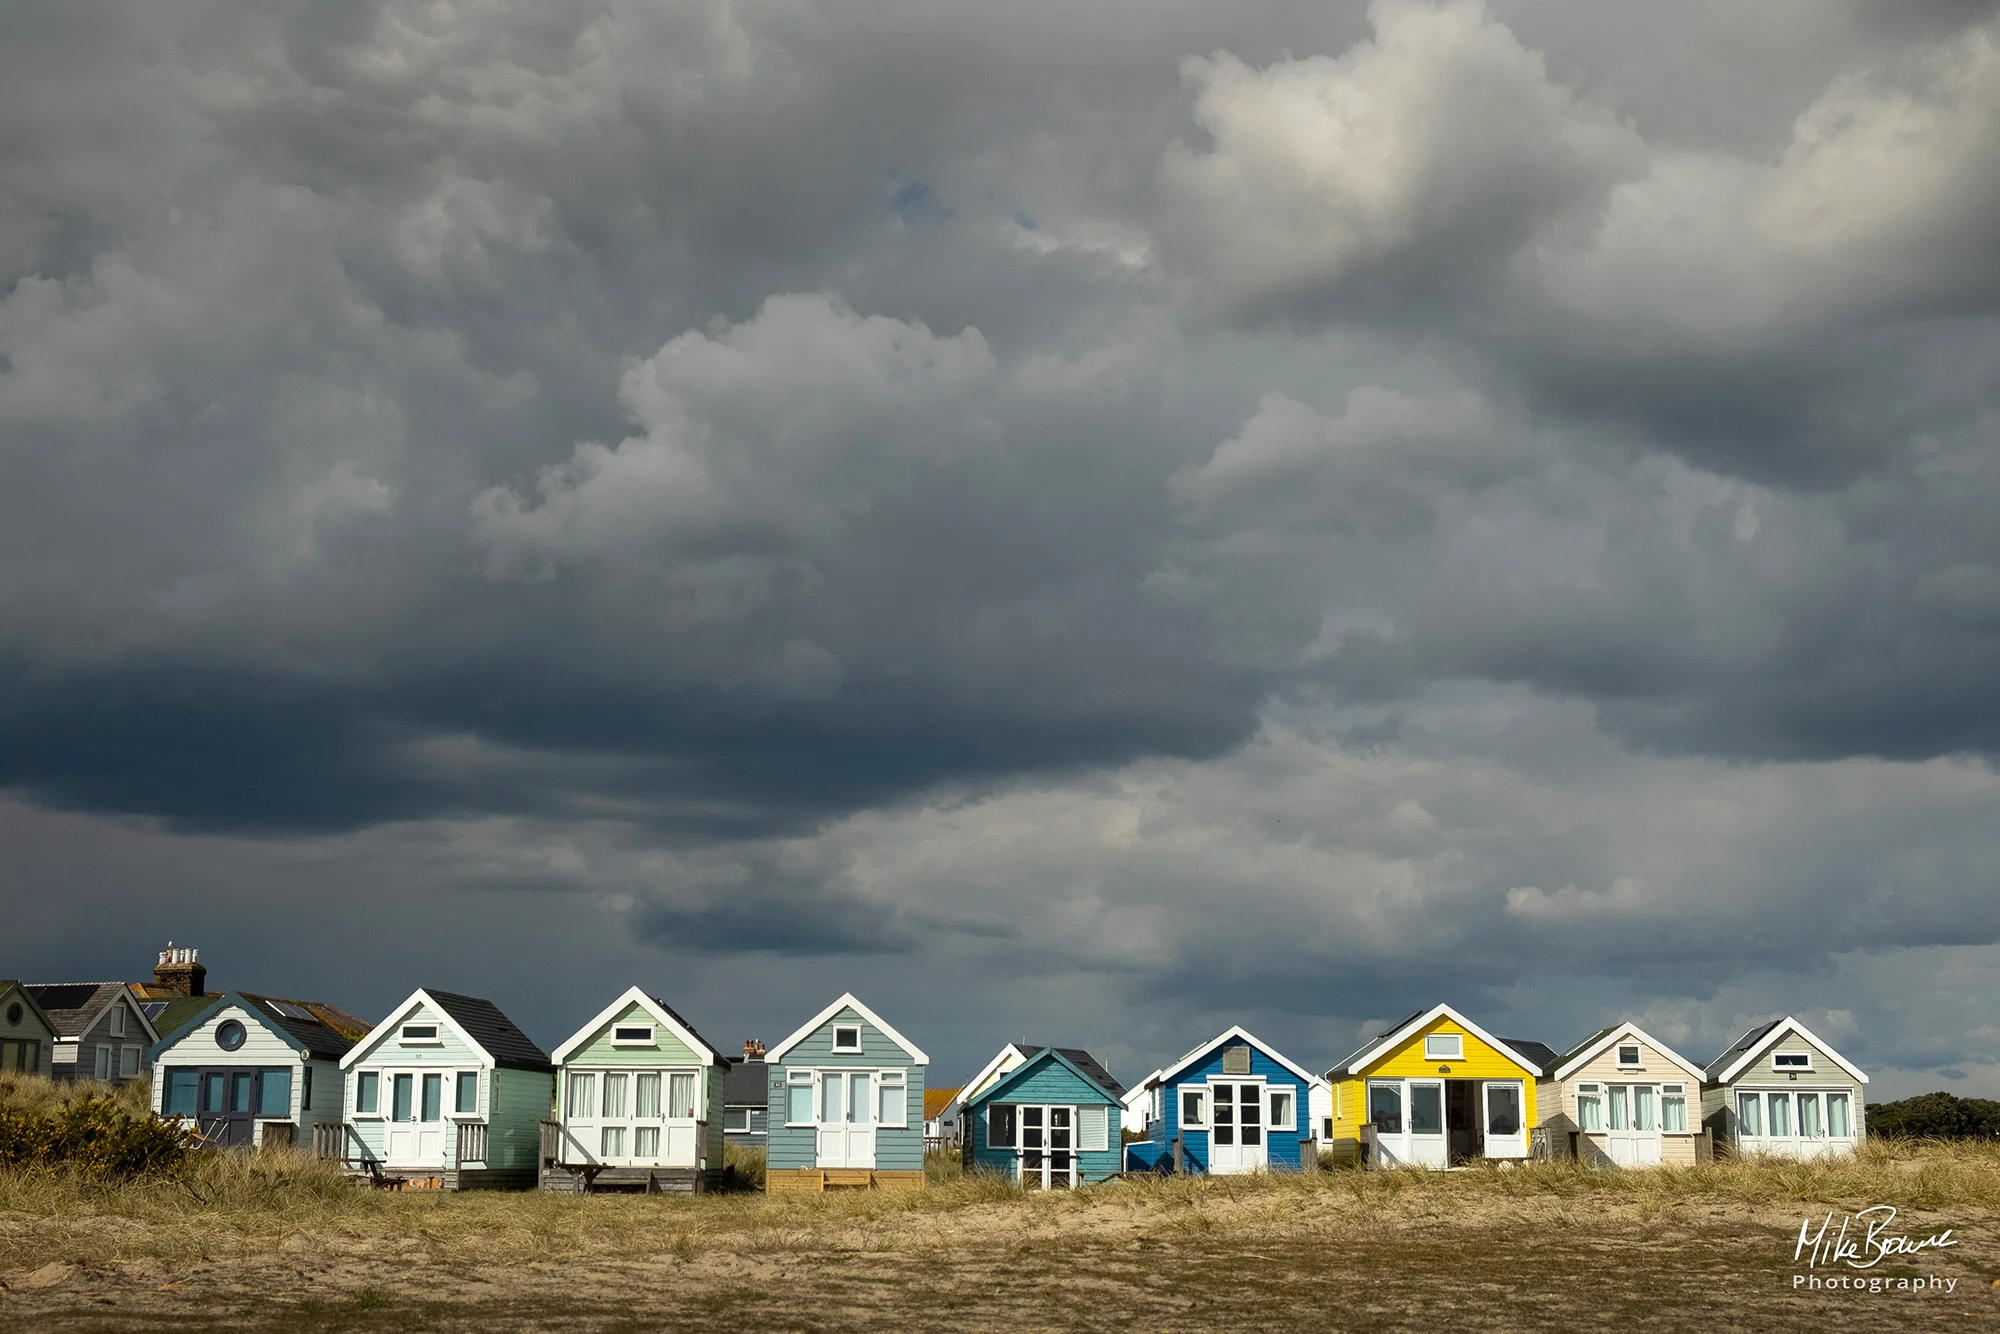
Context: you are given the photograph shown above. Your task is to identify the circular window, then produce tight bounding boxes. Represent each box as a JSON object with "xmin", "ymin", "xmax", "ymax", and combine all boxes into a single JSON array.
[
  {"xmin": 5, "ymin": 1002, "xmax": 21, "ymax": 1026},
  {"xmin": 216, "ymin": 1020, "xmax": 246, "ymax": 1051}
]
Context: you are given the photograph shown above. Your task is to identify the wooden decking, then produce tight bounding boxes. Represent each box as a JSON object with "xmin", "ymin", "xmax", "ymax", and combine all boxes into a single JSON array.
[{"xmin": 765, "ymin": 1168, "xmax": 926, "ymax": 1195}]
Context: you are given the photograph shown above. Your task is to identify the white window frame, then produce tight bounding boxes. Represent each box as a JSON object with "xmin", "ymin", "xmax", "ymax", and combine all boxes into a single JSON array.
[
  {"xmin": 354, "ymin": 1071, "xmax": 383, "ymax": 1118},
  {"xmin": 1615, "ymin": 1043, "xmax": 1643, "ymax": 1069},
  {"xmin": 876, "ymin": 1069, "xmax": 908, "ymax": 1127},
  {"xmin": 1661, "ymin": 1082, "xmax": 1688, "ymax": 1134},
  {"xmin": 1268, "ymin": 1086, "xmax": 1297, "ymax": 1132},
  {"xmin": 831, "ymin": 1025, "xmax": 863, "ymax": 1054},
  {"xmin": 1575, "ymin": 1081, "xmax": 1605, "ymax": 1133},
  {"xmin": 451, "ymin": 1069, "xmax": 482, "ymax": 1119},
  {"xmin": 1079, "ymin": 1105, "xmax": 1109, "ymax": 1152},
  {"xmin": 1772, "ymin": 1051, "xmax": 1814, "ymax": 1072},
  {"xmin": 1179, "ymin": 1086, "xmax": 1209, "ymax": 1129},
  {"xmin": 784, "ymin": 1069, "xmax": 816, "ymax": 1126},
  {"xmin": 724, "ymin": 1107, "xmax": 752, "ymax": 1133},
  {"xmin": 610, "ymin": 1024, "xmax": 656, "ymax": 1046},
  {"xmin": 1423, "ymin": 1033, "xmax": 1464, "ymax": 1061},
  {"xmin": 399, "ymin": 1023, "xmax": 443, "ymax": 1046},
  {"xmin": 1825, "ymin": 1090, "xmax": 1855, "ymax": 1139}
]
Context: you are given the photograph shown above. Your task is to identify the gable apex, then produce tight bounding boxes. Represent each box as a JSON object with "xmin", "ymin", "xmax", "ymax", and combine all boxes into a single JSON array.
[{"xmin": 766, "ymin": 992, "xmax": 929, "ymax": 1065}]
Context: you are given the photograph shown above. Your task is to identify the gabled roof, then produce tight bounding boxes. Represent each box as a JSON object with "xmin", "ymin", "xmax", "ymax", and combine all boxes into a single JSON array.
[
  {"xmin": 724, "ymin": 1058, "xmax": 767, "ymax": 1107},
  {"xmin": 550, "ymin": 986, "xmax": 723, "ymax": 1066},
  {"xmin": 1551, "ymin": 1022, "xmax": 1706, "ymax": 1083},
  {"xmin": 1705, "ymin": 1016, "xmax": 1869, "ymax": 1085},
  {"xmin": 1147, "ymin": 1025, "xmax": 1325, "ymax": 1092},
  {"xmin": 23, "ymin": 981, "xmax": 159, "ymax": 1045},
  {"xmin": 924, "ymin": 1086, "xmax": 961, "ymax": 1120},
  {"xmin": 149, "ymin": 992, "xmax": 371, "ymax": 1064},
  {"xmin": 0, "ymin": 981, "xmax": 58, "ymax": 1037},
  {"xmin": 1329, "ymin": 1004, "xmax": 1543, "ymax": 1079},
  {"xmin": 1501, "ymin": 1039, "xmax": 1561, "ymax": 1076},
  {"xmin": 340, "ymin": 989, "xmax": 552, "ymax": 1072},
  {"xmin": 1122, "ymin": 1069, "xmax": 1164, "ymax": 1111},
  {"xmin": 141, "ymin": 994, "xmax": 220, "ymax": 1040},
  {"xmin": 1017, "ymin": 1046, "xmax": 1126, "ymax": 1098},
  {"xmin": 766, "ymin": 992, "xmax": 929, "ymax": 1066},
  {"xmin": 972, "ymin": 1048, "xmax": 1122, "ymax": 1108},
  {"xmin": 954, "ymin": 1043, "xmax": 1037, "ymax": 1109}
]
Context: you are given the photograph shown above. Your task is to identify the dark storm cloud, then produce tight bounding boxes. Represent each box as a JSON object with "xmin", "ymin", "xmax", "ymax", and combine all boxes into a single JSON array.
[{"xmin": 8, "ymin": 0, "xmax": 2000, "ymax": 1091}]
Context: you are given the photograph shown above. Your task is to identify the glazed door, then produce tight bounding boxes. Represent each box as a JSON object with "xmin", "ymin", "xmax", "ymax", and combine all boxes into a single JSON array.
[
  {"xmin": 1603, "ymin": 1084, "xmax": 1661, "ymax": 1166},
  {"xmin": 1407, "ymin": 1080, "xmax": 1446, "ymax": 1167},
  {"xmin": 1482, "ymin": 1081, "xmax": 1527, "ymax": 1159},
  {"xmin": 1209, "ymin": 1081, "xmax": 1266, "ymax": 1173},
  {"xmin": 815, "ymin": 1072, "xmax": 876, "ymax": 1169},
  {"xmin": 1018, "ymin": 1106, "xmax": 1077, "ymax": 1187},
  {"xmin": 384, "ymin": 1070, "xmax": 450, "ymax": 1166},
  {"xmin": 195, "ymin": 1069, "xmax": 256, "ymax": 1148}
]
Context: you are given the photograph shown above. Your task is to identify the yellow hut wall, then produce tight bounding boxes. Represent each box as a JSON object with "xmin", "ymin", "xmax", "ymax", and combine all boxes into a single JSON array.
[{"xmin": 1326, "ymin": 1015, "xmax": 1540, "ymax": 1147}]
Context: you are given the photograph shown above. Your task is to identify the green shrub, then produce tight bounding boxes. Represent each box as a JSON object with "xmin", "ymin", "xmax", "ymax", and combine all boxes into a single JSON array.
[
  {"xmin": 0, "ymin": 1093, "xmax": 196, "ymax": 1179},
  {"xmin": 1867, "ymin": 1091, "xmax": 2000, "ymax": 1140}
]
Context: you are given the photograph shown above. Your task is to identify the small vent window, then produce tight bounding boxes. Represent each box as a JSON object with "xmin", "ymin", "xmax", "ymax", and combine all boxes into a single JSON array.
[
  {"xmin": 400, "ymin": 1024, "xmax": 440, "ymax": 1044},
  {"xmin": 1616, "ymin": 1044, "xmax": 1642, "ymax": 1067},
  {"xmin": 1423, "ymin": 1033, "xmax": 1463, "ymax": 1061},
  {"xmin": 612, "ymin": 1025, "xmax": 655, "ymax": 1044},
  {"xmin": 832, "ymin": 1025, "xmax": 862, "ymax": 1053},
  {"xmin": 1222, "ymin": 1045, "xmax": 1252, "ymax": 1075},
  {"xmin": 1773, "ymin": 1052, "xmax": 1812, "ymax": 1070}
]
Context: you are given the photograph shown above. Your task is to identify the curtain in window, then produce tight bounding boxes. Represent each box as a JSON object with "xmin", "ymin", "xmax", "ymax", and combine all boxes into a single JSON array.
[
  {"xmin": 669, "ymin": 1072, "xmax": 698, "ymax": 1118},
  {"xmin": 1662, "ymin": 1088, "xmax": 1687, "ymax": 1133},
  {"xmin": 356, "ymin": 1072, "xmax": 379, "ymax": 1114},
  {"xmin": 1827, "ymin": 1092, "xmax": 1851, "ymax": 1138},
  {"xmin": 1576, "ymin": 1088, "xmax": 1603, "ymax": 1133},
  {"xmin": 1737, "ymin": 1092, "xmax": 1761, "ymax": 1137},
  {"xmin": 634, "ymin": 1072, "xmax": 661, "ymax": 1118},
  {"xmin": 1767, "ymin": 1092, "xmax": 1791, "ymax": 1137},
  {"xmin": 602, "ymin": 1072, "xmax": 629, "ymax": 1118},
  {"xmin": 456, "ymin": 1071, "xmax": 478, "ymax": 1114},
  {"xmin": 1633, "ymin": 1086, "xmax": 1655, "ymax": 1132},
  {"xmin": 566, "ymin": 1072, "xmax": 595, "ymax": 1119}
]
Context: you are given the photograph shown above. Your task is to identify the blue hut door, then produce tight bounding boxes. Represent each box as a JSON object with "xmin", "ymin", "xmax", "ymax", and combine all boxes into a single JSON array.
[
  {"xmin": 815, "ymin": 1071, "xmax": 876, "ymax": 1169},
  {"xmin": 1209, "ymin": 1081, "xmax": 1266, "ymax": 1173}
]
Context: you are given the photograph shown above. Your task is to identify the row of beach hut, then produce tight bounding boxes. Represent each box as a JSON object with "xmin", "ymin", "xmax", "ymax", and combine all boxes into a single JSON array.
[{"xmin": 4, "ymin": 952, "xmax": 1870, "ymax": 1193}]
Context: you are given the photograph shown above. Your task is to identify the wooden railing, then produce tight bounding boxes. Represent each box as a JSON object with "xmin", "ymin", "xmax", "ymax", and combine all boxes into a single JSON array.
[
  {"xmin": 312, "ymin": 1122, "xmax": 351, "ymax": 1160},
  {"xmin": 457, "ymin": 1121, "xmax": 488, "ymax": 1166}
]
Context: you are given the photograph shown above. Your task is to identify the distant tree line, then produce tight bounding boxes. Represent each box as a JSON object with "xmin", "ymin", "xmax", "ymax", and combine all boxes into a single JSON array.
[{"xmin": 1867, "ymin": 1091, "xmax": 2000, "ymax": 1140}]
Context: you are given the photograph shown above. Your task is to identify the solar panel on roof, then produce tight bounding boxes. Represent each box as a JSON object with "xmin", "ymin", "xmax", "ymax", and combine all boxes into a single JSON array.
[
  {"xmin": 26, "ymin": 984, "xmax": 100, "ymax": 1011},
  {"xmin": 266, "ymin": 1001, "xmax": 316, "ymax": 1021},
  {"xmin": 141, "ymin": 1002, "xmax": 168, "ymax": 1020}
]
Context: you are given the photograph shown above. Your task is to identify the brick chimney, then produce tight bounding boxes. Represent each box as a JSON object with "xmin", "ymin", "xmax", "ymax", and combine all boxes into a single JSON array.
[
  {"xmin": 153, "ymin": 942, "xmax": 206, "ymax": 998},
  {"xmin": 742, "ymin": 1038, "xmax": 766, "ymax": 1060}
]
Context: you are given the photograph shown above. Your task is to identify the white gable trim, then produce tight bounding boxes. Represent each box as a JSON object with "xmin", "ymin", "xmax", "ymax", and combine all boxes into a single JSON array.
[
  {"xmin": 1153, "ymin": 1025, "xmax": 1324, "ymax": 1091},
  {"xmin": 766, "ymin": 992, "xmax": 930, "ymax": 1066},
  {"xmin": 1713, "ymin": 1016, "xmax": 1869, "ymax": 1086},
  {"xmin": 550, "ymin": 986, "xmax": 719, "ymax": 1065},
  {"xmin": 1339, "ymin": 1003, "xmax": 1542, "ymax": 1078},
  {"xmin": 1552, "ymin": 1022, "xmax": 1705, "ymax": 1083},
  {"xmin": 339, "ymin": 990, "xmax": 494, "ymax": 1070},
  {"xmin": 108, "ymin": 989, "xmax": 161, "ymax": 1045},
  {"xmin": 949, "ymin": 1043, "xmax": 1033, "ymax": 1114}
]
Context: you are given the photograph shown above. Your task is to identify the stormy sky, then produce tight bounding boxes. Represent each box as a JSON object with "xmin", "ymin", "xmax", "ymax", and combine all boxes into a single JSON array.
[{"xmin": 6, "ymin": 0, "xmax": 2000, "ymax": 1096}]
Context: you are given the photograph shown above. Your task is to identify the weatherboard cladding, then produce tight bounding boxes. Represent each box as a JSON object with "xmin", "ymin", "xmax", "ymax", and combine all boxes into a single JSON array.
[
  {"xmin": 765, "ymin": 1004, "xmax": 925, "ymax": 1173},
  {"xmin": 564, "ymin": 998, "xmax": 706, "ymax": 1067},
  {"xmin": 148, "ymin": 999, "xmax": 346, "ymax": 1131},
  {"xmin": 967, "ymin": 1050, "xmax": 1121, "ymax": 1181},
  {"xmin": 1015, "ymin": 1045, "xmax": 1126, "ymax": 1099},
  {"xmin": 1148, "ymin": 1039, "xmax": 1311, "ymax": 1174},
  {"xmin": 24, "ymin": 982, "xmax": 128, "ymax": 1038}
]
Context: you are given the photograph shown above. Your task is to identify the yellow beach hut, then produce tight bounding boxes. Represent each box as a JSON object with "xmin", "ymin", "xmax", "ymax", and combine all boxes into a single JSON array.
[{"xmin": 1323, "ymin": 1003, "xmax": 1555, "ymax": 1167}]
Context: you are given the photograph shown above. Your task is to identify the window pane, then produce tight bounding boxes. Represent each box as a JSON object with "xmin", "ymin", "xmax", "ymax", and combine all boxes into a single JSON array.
[
  {"xmin": 635, "ymin": 1073, "xmax": 661, "ymax": 1118},
  {"xmin": 202, "ymin": 1072, "xmax": 226, "ymax": 1113},
  {"xmin": 259, "ymin": 1068, "xmax": 292, "ymax": 1117},
  {"xmin": 1662, "ymin": 1094, "xmax": 1687, "ymax": 1134},
  {"xmin": 1608, "ymin": 1086, "xmax": 1628, "ymax": 1131},
  {"xmin": 1270, "ymin": 1091, "xmax": 1293, "ymax": 1130},
  {"xmin": 725, "ymin": 1109, "xmax": 748, "ymax": 1132},
  {"xmin": 1737, "ymin": 1092, "xmax": 1761, "ymax": 1138},
  {"xmin": 166, "ymin": 1069, "xmax": 199, "ymax": 1116},
  {"xmin": 1181, "ymin": 1088, "xmax": 1206, "ymax": 1128},
  {"xmin": 421, "ymin": 1073, "xmax": 442, "ymax": 1122},
  {"xmin": 1410, "ymin": 1084, "xmax": 1443, "ymax": 1135},
  {"xmin": 1799, "ymin": 1093, "xmax": 1822, "ymax": 1138},
  {"xmin": 121, "ymin": 1046, "xmax": 140, "ymax": 1078},
  {"xmin": 357, "ymin": 1072, "xmax": 378, "ymax": 1114},
  {"xmin": 393, "ymin": 1073, "xmax": 414, "ymax": 1122},
  {"xmin": 1486, "ymin": 1084, "xmax": 1521, "ymax": 1136},
  {"xmin": 1767, "ymin": 1092, "xmax": 1791, "ymax": 1137},
  {"xmin": 231, "ymin": 1072, "xmax": 254, "ymax": 1113},
  {"xmin": 1368, "ymin": 1083, "xmax": 1403, "ymax": 1134},
  {"xmin": 849, "ymin": 1072, "xmax": 871, "ymax": 1125},
  {"xmin": 633, "ymin": 1126, "xmax": 660, "ymax": 1157},
  {"xmin": 1828, "ymin": 1092, "xmax": 1851, "ymax": 1138},
  {"xmin": 601, "ymin": 1126, "xmax": 625, "ymax": 1157},
  {"xmin": 878, "ymin": 1078, "xmax": 903, "ymax": 1126},
  {"xmin": 669, "ymin": 1072, "xmax": 697, "ymax": 1118},
  {"xmin": 602, "ymin": 1072, "xmax": 629, "ymax": 1118},
  {"xmin": 821, "ymin": 1074, "xmax": 841, "ymax": 1123},
  {"xmin": 987, "ymin": 1103, "xmax": 1015, "ymax": 1148},
  {"xmin": 788, "ymin": 1081, "xmax": 813, "ymax": 1124},
  {"xmin": 1634, "ymin": 1086, "xmax": 1655, "ymax": 1132},
  {"xmin": 567, "ymin": 1072, "xmax": 595, "ymax": 1119},
  {"xmin": 1577, "ymin": 1092, "xmax": 1603, "ymax": 1133},
  {"xmin": 456, "ymin": 1071, "xmax": 478, "ymax": 1114}
]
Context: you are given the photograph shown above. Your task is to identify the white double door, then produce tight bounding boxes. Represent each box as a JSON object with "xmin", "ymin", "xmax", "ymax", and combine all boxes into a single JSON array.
[
  {"xmin": 1018, "ymin": 1105, "xmax": 1075, "ymax": 1187},
  {"xmin": 1603, "ymin": 1084, "xmax": 1662, "ymax": 1166},
  {"xmin": 382, "ymin": 1069, "xmax": 450, "ymax": 1166},
  {"xmin": 815, "ymin": 1070, "xmax": 877, "ymax": 1169},
  {"xmin": 1209, "ymin": 1080, "xmax": 1267, "ymax": 1174},
  {"xmin": 565, "ymin": 1068, "xmax": 701, "ymax": 1166},
  {"xmin": 1368, "ymin": 1079, "xmax": 1527, "ymax": 1165}
]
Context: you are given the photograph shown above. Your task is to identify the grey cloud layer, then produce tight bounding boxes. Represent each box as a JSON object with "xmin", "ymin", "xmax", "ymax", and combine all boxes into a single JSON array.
[{"xmin": 3, "ymin": 0, "xmax": 1999, "ymax": 1085}]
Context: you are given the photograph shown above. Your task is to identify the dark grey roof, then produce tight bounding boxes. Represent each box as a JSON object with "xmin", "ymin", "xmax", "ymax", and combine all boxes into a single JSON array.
[
  {"xmin": 725, "ymin": 1058, "xmax": 767, "ymax": 1107},
  {"xmin": 1499, "ymin": 1038, "xmax": 1559, "ymax": 1076},
  {"xmin": 1017, "ymin": 1045, "xmax": 1125, "ymax": 1098},
  {"xmin": 24, "ymin": 982, "xmax": 128, "ymax": 1037},
  {"xmin": 1704, "ymin": 1019, "xmax": 1784, "ymax": 1083},
  {"xmin": 425, "ymin": 990, "xmax": 552, "ymax": 1072},
  {"xmin": 1556, "ymin": 1026, "xmax": 1619, "ymax": 1069},
  {"xmin": 242, "ymin": 994, "xmax": 369, "ymax": 1063}
]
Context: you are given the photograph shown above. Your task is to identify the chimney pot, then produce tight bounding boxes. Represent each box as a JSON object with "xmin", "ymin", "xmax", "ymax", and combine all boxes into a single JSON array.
[
  {"xmin": 152, "ymin": 942, "xmax": 208, "ymax": 998},
  {"xmin": 743, "ymin": 1039, "xmax": 766, "ymax": 1060}
]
